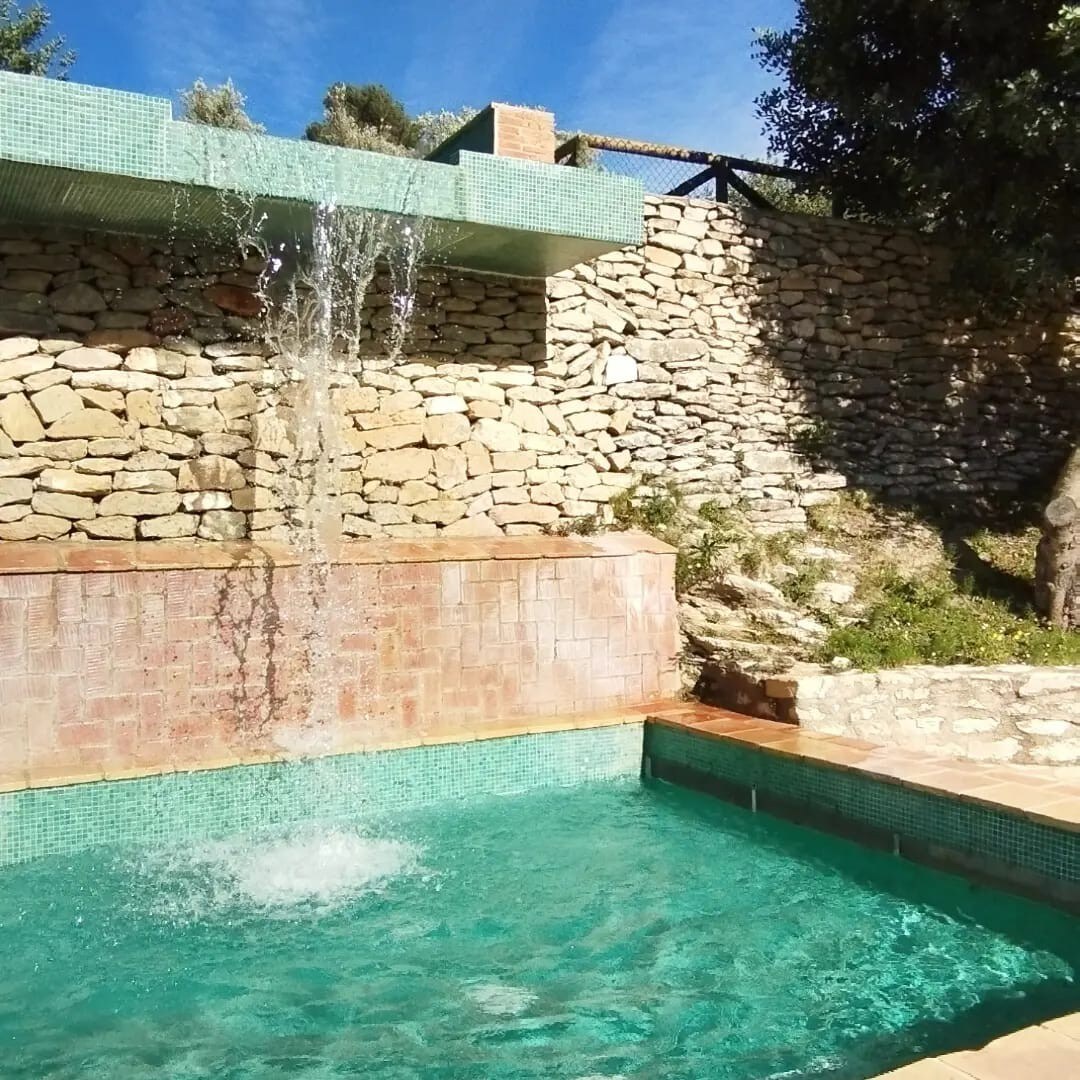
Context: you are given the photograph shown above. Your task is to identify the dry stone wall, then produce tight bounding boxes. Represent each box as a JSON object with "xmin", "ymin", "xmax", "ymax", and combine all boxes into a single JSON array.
[
  {"xmin": 0, "ymin": 196, "xmax": 1077, "ymax": 542},
  {"xmin": 770, "ymin": 665, "xmax": 1080, "ymax": 765}
]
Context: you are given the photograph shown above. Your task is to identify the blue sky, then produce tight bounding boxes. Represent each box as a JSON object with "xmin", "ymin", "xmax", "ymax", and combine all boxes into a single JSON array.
[{"xmin": 47, "ymin": 0, "xmax": 793, "ymax": 157}]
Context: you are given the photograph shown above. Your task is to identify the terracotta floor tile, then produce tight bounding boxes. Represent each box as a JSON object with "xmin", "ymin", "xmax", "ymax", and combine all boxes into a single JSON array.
[{"xmin": 940, "ymin": 1024, "xmax": 1080, "ymax": 1079}]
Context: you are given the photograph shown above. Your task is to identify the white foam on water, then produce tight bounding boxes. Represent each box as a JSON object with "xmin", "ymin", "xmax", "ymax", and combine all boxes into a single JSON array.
[
  {"xmin": 131, "ymin": 824, "xmax": 421, "ymax": 922},
  {"xmin": 465, "ymin": 983, "xmax": 538, "ymax": 1017}
]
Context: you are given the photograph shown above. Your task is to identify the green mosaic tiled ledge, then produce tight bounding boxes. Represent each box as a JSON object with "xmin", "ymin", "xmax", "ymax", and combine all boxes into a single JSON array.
[
  {"xmin": 644, "ymin": 723, "xmax": 1080, "ymax": 906},
  {"xmin": 0, "ymin": 724, "xmax": 644, "ymax": 866},
  {"xmin": 0, "ymin": 72, "xmax": 643, "ymax": 277}
]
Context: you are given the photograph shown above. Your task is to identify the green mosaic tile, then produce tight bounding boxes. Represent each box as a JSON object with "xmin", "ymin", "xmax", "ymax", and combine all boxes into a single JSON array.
[
  {"xmin": 644, "ymin": 725, "xmax": 1080, "ymax": 885},
  {"xmin": 0, "ymin": 725, "xmax": 644, "ymax": 866},
  {"xmin": 0, "ymin": 71, "xmax": 642, "ymax": 275},
  {"xmin": 460, "ymin": 151, "xmax": 643, "ymax": 245}
]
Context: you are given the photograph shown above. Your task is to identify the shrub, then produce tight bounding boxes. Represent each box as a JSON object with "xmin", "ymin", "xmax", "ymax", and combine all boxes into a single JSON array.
[{"xmin": 179, "ymin": 79, "xmax": 263, "ymax": 133}]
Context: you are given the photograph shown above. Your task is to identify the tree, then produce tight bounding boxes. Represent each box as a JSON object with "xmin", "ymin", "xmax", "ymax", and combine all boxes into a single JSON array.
[
  {"xmin": 306, "ymin": 83, "xmax": 418, "ymax": 154},
  {"xmin": 756, "ymin": 1, "xmax": 1079, "ymax": 298},
  {"xmin": 756, "ymin": 1, "xmax": 1080, "ymax": 628},
  {"xmin": 179, "ymin": 79, "xmax": 263, "ymax": 133},
  {"xmin": 0, "ymin": 0, "xmax": 73, "ymax": 77},
  {"xmin": 414, "ymin": 106, "xmax": 479, "ymax": 157}
]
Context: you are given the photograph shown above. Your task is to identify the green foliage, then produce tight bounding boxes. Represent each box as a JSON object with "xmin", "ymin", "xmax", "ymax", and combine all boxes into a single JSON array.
[
  {"xmin": 789, "ymin": 418, "xmax": 834, "ymax": 461},
  {"xmin": 609, "ymin": 483, "xmax": 682, "ymax": 532},
  {"xmin": 756, "ymin": 1, "xmax": 1080, "ymax": 298},
  {"xmin": 0, "ymin": 0, "xmax": 72, "ymax": 77},
  {"xmin": 306, "ymin": 83, "xmax": 418, "ymax": 153},
  {"xmin": 731, "ymin": 171, "xmax": 832, "ymax": 216},
  {"xmin": 819, "ymin": 568, "xmax": 1080, "ymax": 668},
  {"xmin": 779, "ymin": 560, "xmax": 830, "ymax": 605},
  {"xmin": 179, "ymin": 79, "xmax": 263, "ymax": 133}
]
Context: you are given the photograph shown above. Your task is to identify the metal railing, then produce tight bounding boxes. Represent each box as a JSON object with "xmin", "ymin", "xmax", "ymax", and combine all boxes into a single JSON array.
[{"xmin": 556, "ymin": 132, "xmax": 839, "ymax": 215}]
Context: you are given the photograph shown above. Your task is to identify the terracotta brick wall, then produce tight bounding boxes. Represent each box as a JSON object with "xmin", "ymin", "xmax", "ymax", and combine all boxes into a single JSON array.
[
  {"xmin": 492, "ymin": 104, "xmax": 556, "ymax": 163},
  {"xmin": 0, "ymin": 534, "xmax": 679, "ymax": 787}
]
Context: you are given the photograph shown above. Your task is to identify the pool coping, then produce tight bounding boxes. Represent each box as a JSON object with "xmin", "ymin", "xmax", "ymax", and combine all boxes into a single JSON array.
[
  {"xmin": 871, "ymin": 1011, "xmax": 1080, "ymax": 1077},
  {"xmin": 0, "ymin": 532, "xmax": 676, "ymax": 575},
  {"xmin": 643, "ymin": 703, "xmax": 1080, "ymax": 834}
]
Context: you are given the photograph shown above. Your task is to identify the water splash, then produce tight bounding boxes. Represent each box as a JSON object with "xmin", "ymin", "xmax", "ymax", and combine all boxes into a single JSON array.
[{"xmin": 129, "ymin": 824, "xmax": 422, "ymax": 921}]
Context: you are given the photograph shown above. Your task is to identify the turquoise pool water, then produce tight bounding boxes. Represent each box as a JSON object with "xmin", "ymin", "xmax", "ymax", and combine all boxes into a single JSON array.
[{"xmin": 1, "ymin": 779, "xmax": 1077, "ymax": 1079}]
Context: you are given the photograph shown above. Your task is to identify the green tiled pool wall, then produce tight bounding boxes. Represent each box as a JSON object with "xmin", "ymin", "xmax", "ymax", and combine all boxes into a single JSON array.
[
  {"xmin": 0, "ymin": 724, "xmax": 644, "ymax": 867},
  {"xmin": 460, "ymin": 151, "xmax": 642, "ymax": 244},
  {"xmin": 644, "ymin": 725, "xmax": 1080, "ymax": 888},
  {"xmin": 0, "ymin": 73, "xmax": 169, "ymax": 175},
  {"xmin": 0, "ymin": 70, "xmax": 643, "ymax": 255}
]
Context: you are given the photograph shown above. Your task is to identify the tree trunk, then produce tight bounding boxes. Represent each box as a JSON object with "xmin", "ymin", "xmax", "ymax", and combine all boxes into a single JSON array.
[{"xmin": 1035, "ymin": 446, "xmax": 1080, "ymax": 628}]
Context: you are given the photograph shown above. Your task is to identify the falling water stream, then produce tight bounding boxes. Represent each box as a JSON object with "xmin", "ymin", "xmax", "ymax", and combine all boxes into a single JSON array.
[{"xmin": 252, "ymin": 206, "xmax": 427, "ymax": 752}]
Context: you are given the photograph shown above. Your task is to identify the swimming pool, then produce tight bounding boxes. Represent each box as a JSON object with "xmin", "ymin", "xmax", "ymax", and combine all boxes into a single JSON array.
[{"xmin": 2, "ymin": 778, "xmax": 1077, "ymax": 1079}]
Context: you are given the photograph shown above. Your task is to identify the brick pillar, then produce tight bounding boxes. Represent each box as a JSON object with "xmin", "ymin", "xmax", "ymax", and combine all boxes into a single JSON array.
[{"xmin": 490, "ymin": 104, "xmax": 556, "ymax": 164}]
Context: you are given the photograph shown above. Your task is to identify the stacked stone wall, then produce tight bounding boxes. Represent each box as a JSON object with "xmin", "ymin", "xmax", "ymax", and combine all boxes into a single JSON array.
[
  {"xmin": 1, "ymin": 196, "xmax": 1077, "ymax": 542},
  {"xmin": 770, "ymin": 665, "xmax": 1080, "ymax": 765}
]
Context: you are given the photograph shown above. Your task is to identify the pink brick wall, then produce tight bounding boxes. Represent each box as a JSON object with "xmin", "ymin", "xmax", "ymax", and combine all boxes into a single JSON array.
[
  {"xmin": 0, "ymin": 534, "xmax": 679, "ymax": 786},
  {"xmin": 492, "ymin": 104, "xmax": 556, "ymax": 163}
]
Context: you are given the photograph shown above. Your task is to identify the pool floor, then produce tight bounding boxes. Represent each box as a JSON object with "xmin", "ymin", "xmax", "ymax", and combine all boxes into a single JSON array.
[{"xmin": 1, "ymin": 779, "xmax": 1078, "ymax": 1079}]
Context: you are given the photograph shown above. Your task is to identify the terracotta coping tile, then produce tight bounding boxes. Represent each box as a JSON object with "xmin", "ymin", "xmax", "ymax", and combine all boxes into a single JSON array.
[
  {"xmin": 62, "ymin": 544, "xmax": 137, "ymax": 573},
  {"xmin": 0, "ymin": 542, "xmax": 61, "ymax": 574},
  {"xmin": 26, "ymin": 765, "xmax": 105, "ymax": 789},
  {"xmin": 0, "ymin": 774, "xmax": 29, "ymax": 794},
  {"xmin": 0, "ymin": 532, "xmax": 671, "ymax": 575},
  {"xmin": 689, "ymin": 717, "xmax": 771, "ymax": 739}
]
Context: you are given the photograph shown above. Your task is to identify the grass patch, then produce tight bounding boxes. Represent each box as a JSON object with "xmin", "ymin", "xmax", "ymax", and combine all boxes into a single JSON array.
[{"xmin": 819, "ymin": 567, "xmax": 1080, "ymax": 668}]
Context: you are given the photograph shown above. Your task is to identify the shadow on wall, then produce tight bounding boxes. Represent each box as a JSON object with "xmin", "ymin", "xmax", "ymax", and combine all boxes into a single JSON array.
[{"xmin": 747, "ymin": 214, "xmax": 1079, "ymax": 526}]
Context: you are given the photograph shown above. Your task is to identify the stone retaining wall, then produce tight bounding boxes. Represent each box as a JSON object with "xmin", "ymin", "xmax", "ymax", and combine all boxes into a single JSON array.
[
  {"xmin": 756, "ymin": 665, "xmax": 1080, "ymax": 765},
  {"xmin": 0, "ymin": 534, "xmax": 679, "ymax": 786},
  {"xmin": 0, "ymin": 199, "xmax": 1077, "ymax": 542}
]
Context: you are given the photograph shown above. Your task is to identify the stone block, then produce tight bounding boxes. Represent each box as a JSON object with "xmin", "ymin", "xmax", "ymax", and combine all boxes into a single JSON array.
[
  {"xmin": 198, "ymin": 510, "xmax": 247, "ymax": 540},
  {"xmin": 423, "ymin": 413, "xmax": 470, "ymax": 447},
  {"xmin": 29, "ymin": 384, "xmax": 82, "ymax": 425},
  {"xmin": 0, "ymin": 393, "xmax": 46, "ymax": 442},
  {"xmin": 364, "ymin": 448, "xmax": 434, "ymax": 482},
  {"xmin": 0, "ymin": 512, "xmax": 70, "ymax": 539},
  {"xmin": 472, "ymin": 418, "xmax": 521, "ymax": 452},
  {"xmin": 37, "ymin": 468, "xmax": 111, "ymax": 495},
  {"xmin": 99, "ymin": 491, "xmax": 182, "ymax": 516},
  {"xmin": 138, "ymin": 513, "xmax": 199, "ymax": 539},
  {"xmin": 79, "ymin": 515, "xmax": 136, "ymax": 539},
  {"xmin": 46, "ymin": 408, "xmax": 125, "ymax": 439},
  {"xmin": 32, "ymin": 490, "xmax": 96, "ymax": 519},
  {"xmin": 0, "ymin": 477, "xmax": 32, "ymax": 506}
]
